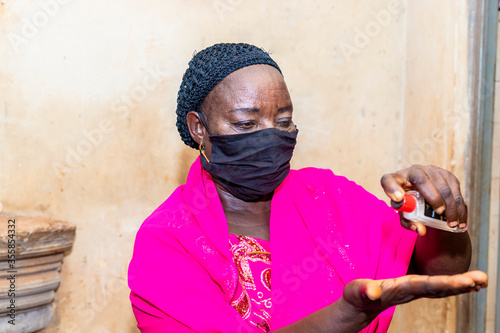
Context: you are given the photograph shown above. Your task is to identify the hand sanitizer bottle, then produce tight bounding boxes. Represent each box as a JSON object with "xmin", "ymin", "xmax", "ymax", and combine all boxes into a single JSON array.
[{"xmin": 390, "ymin": 190, "xmax": 466, "ymax": 233}]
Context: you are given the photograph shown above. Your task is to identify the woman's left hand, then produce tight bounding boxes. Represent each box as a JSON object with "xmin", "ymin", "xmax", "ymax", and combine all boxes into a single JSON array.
[{"xmin": 380, "ymin": 164, "xmax": 468, "ymax": 236}]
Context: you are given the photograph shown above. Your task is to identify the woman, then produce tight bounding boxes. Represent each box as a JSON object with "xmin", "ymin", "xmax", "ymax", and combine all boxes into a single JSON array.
[{"xmin": 128, "ymin": 43, "xmax": 487, "ymax": 332}]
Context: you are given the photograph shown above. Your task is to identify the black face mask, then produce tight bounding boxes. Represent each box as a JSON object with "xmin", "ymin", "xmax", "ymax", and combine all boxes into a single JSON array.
[{"xmin": 198, "ymin": 114, "xmax": 298, "ymax": 202}]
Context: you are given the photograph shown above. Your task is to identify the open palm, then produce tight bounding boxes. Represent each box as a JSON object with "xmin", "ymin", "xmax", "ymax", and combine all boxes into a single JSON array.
[{"xmin": 343, "ymin": 270, "xmax": 487, "ymax": 313}]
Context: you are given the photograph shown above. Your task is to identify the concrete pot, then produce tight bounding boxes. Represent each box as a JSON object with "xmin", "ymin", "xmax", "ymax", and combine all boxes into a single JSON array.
[{"xmin": 0, "ymin": 215, "xmax": 76, "ymax": 333}]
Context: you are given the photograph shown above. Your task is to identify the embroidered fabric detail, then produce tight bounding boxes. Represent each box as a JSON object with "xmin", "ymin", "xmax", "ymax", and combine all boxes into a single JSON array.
[{"xmin": 229, "ymin": 235, "xmax": 272, "ymax": 332}]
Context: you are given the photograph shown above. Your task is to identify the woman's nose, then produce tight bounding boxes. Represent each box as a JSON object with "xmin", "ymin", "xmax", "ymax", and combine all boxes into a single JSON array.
[{"xmin": 261, "ymin": 118, "xmax": 275, "ymax": 129}]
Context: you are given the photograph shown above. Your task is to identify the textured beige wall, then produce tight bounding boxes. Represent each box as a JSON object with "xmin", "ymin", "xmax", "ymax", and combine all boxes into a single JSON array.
[
  {"xmin": 0, "ymin": 0, "xmax": 470, "ymax": 332},
  {"xmin": 389, "ymin": 0, "xmax": 470, "ymax": 332}
]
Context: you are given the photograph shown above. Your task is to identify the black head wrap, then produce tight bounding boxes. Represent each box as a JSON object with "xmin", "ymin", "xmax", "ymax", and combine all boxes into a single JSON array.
[{"xmin": 176, "ymin": 43, "xmax": 282, "ymax": 149}]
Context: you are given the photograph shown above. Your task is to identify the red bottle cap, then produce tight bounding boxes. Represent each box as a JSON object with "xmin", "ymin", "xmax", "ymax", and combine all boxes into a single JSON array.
[{"xmin": 391, "ymin": 194, "xmax": 417, "ymax": 213}]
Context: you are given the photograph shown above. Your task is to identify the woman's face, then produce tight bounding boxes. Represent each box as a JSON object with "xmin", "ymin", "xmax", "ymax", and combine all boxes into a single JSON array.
[{"xmin": 187, "ymin": 64, "xmax": 295, "ymax": 160}]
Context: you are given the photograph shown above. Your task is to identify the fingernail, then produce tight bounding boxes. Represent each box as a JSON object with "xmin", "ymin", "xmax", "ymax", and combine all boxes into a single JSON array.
[
  {"xmin": 410, "ymin": 224, "xmax": 418, "ymax": 232},
  {"xmin": 394, "ymin": 191, "xmax": 404, "ymax": 201},
  {"xmin": 459, "ymin": 223, "xmax": 467, "ymax": 229},
  {"xmin": 449, "ymin": 221, "xmax": 458, "ymax": 227},
  {"xmin": 435, "ymin": 206, "xmax": 446, "ymax": 215}
]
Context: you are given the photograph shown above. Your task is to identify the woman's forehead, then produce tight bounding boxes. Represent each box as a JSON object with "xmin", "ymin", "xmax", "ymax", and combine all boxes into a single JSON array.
[{"xmin": 203, "ymin": 65, "xmax": 290, "ymax": 111}]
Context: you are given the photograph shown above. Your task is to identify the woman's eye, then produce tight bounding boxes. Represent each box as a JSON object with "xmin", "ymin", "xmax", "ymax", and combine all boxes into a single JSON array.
[
  {"xmin": 277, "ymin": 119, "xmax": 293, "ymax": 127},
  {"xmin": 234, "ymin": 121, "xmax": 256, "ymax": 129}
]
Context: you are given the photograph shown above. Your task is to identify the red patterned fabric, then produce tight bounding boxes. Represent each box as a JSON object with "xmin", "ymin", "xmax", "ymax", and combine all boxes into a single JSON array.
[{"xmin": 229, "ymin": 235, "xmax": 272, "ymax": 332}]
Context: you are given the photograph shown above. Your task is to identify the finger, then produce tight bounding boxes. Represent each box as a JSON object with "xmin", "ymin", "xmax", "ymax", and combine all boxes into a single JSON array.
[
  {"xmin": 381, "ymin": 173, "xmax": 411, "ymax": 202},
  {"xmin": 438, "ymin": 169, "xmax": 468, "ymax": 229},
  {"xmin": 365, "ymin": 280, "xmax": 382, "ymax": 301},
  {"xmin": 407, "ymin": 167, "xmax": 446, "ymax": 215},
  {"xmin": 343, "ymin": 279, "xmax": 382, "ymax": 308},
  {"xmin": 425, "ymin": 168, "xmax": 460, "ymax": 226},
  {"xmin": 390, "ymin": 275, "xmax": 461, "ymax": 301},
  {"xmin": 462, "ymin": 270, "xmax": 488, "ymax": 287},
  {"xmin": 428, "ymin": 274, "xmax": 475, "ymax": 289},
  {"xmin": 400, "ymin": 215, "xmax": 427, "ymax": 236},
  {"xmin": 412, "ymin": 222, "xmax": 427, "ymax": 237},
  {"xmin": 424, "ymin": 274, "xmax": 480, "ymax": 298},
  {"xmin": 350, "ymin": 272, "xmax": 488, "ymax": 310},
  {"xmin": 400, "ymin": 273, "xmax": 486, "ymax": 299}
]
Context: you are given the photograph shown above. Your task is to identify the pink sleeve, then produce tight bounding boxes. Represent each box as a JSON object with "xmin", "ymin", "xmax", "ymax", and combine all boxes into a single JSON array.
[
  {"xmin": 128, "ymin": 223, "xmax": 256, "ymax": 333},
  {"xmin": 336, "ymin": 174, "xmax": 417, "ymax": 280}
]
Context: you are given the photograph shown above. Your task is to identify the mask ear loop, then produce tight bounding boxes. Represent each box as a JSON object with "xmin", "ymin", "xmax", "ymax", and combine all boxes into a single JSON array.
[
  {"xmin": 199, "ymin": 144, "xmax": 210, "ymax": 163},
  {"xmin": 197, "ymin": 112, "xmax": 210, "ymax": 163},
  {"xmin": 197, "ymin": 112, "xmax": 211, "ymax": 135}
]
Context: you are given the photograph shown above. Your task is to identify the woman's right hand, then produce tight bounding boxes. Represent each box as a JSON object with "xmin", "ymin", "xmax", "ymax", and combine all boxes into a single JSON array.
[{"xmin": 343, "ymin": 270, "xmax": 487, "ymax": 316}]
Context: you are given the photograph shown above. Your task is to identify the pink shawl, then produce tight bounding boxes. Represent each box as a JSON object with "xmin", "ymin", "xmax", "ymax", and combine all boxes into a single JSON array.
[{"xmin": 128, "ymin": 157, "xmax": 417, "ymax": 332}]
